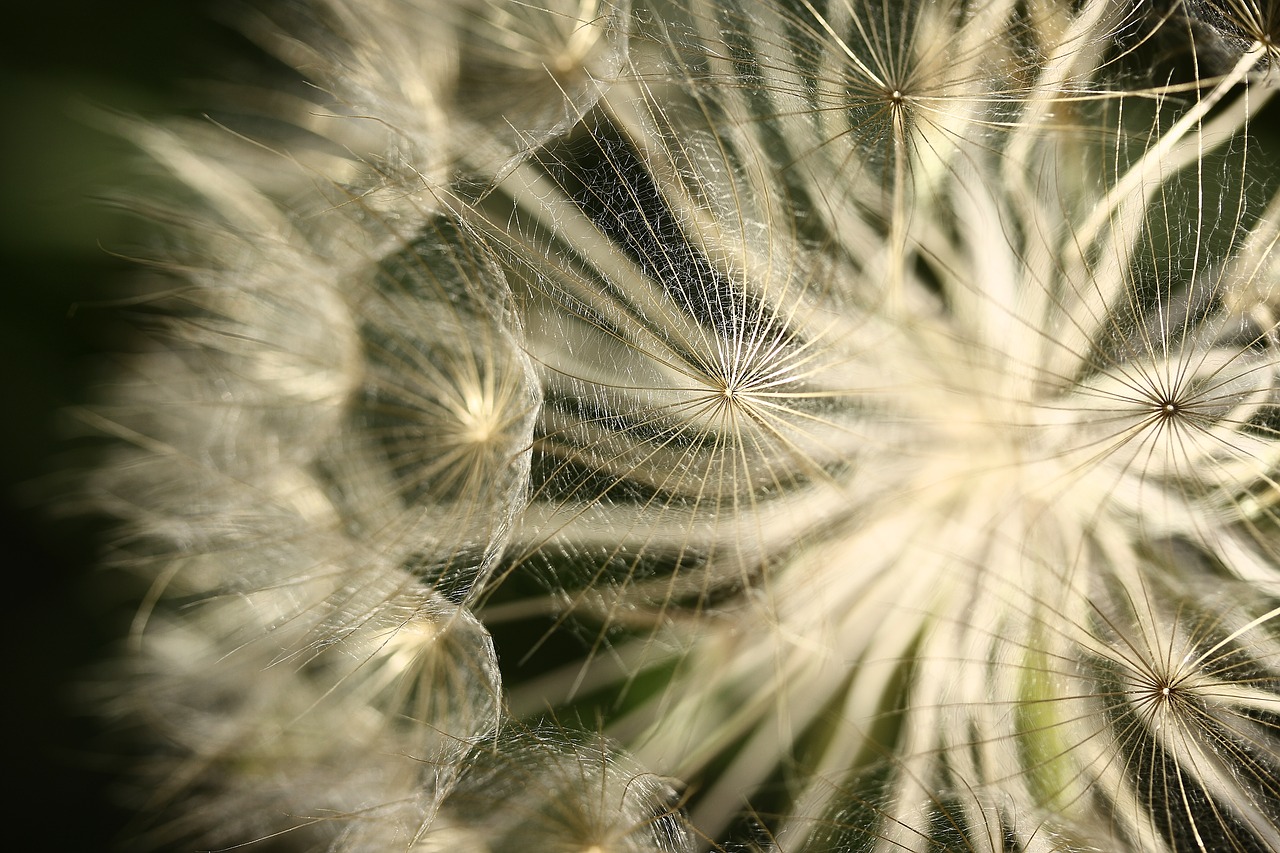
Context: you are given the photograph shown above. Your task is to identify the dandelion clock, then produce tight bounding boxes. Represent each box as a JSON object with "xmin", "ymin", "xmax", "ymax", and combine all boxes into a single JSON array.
[{"xmin": 83, "ymin": 1, "xmax": 1280, "ymax": 851}]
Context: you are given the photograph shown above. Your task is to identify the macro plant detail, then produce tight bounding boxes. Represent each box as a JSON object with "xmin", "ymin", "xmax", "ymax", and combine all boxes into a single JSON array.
[{"xmin": 84, "ymin": 0, "xmax": 1280, "ymax": 851}]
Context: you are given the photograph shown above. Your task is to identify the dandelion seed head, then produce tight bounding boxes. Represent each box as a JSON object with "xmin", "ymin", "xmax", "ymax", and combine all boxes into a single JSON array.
[{"xmin": 81, "ymin": 0, "xmax": 1280, "ymax": 851}]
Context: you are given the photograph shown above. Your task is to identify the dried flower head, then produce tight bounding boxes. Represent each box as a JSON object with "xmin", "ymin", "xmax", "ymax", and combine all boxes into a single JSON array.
[{"xmin": 85, "ymin": 1, "xmax": 1280, "ymax": 851}]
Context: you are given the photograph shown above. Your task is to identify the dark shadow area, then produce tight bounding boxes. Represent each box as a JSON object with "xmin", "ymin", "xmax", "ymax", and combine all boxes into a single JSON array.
[{"xmin": 1, "ymin": 3, "xmax": 268, "ymax": 849}]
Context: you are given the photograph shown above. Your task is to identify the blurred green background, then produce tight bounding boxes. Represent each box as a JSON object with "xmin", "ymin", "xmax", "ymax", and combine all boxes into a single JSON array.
[{"xmin": 1, "ymin": 3, "xmax": 264, "ymax": 847}]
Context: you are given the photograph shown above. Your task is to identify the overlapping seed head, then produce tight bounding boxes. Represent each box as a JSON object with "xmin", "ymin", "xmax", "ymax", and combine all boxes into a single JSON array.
[{"xmin": 89, "ymin": 1, "xmax": 1280, "ymax": 851}]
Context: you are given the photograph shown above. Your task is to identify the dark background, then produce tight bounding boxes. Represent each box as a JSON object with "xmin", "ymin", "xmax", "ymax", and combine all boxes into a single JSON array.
[{"xmin": 2, "ymin": 3, "xmax": 263, "ymax": 847}]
